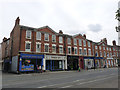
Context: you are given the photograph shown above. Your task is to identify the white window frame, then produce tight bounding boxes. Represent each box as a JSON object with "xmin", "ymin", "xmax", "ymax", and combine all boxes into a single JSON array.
[
  {"xmin": 59, "ymin": 36, "xmax": 63, "ymax": 43},
  {"xmin": 74, "ymin": 47, "xmax": 77, "ymax": 55},
  {"xmin": 100, "ymin": 51, "xmax": 102, "ymax": 57},
  {"xmin": 52, "ymin": 44, "xmax": 56, "ymax": 53},
  {"xmin": 52, "ymin": 35, "xmax": 56, "ymax": 42},
  {"xmin": 99, "ymin": 46, "xmax": 101, "ymax": 50},
  {"xmin": 59, "ymin": 45, "xmax": 63, "ymax": 54},
  {"xmin": 74, "ymin": 39, "xmax": 77, "ymax": 45},
  {"xmin": 25, "ymin": 41, "xmax": 31, "ymax": 52},
  {"xmin": 88, "ymin": 41, "xmax": 90, "ymax": 47},
  {"xmin": 88, "ymin": 49, "xmax": 91, "ymax": 56},
  {"xmin": 95, "ymin": 46, "xmax": 97, "ymax": 50},
  {"xmin": 44, "ymin": 43, "xmax": 49, "ymax": 53},
  {"xmin": 79, "ymin": 47, "xmax": 82, "ymax": 55},
  {"xmin": 79, "ymin": 39, "xmax": 82, "ymax": 46},
  {"xmin": 84, "ymin": 48, "xmax": 87, "ymax": 56},
  {"xmin": 67, "ymin": 38, "xmax": 71, "ymax": 45},
  {"xmin": 95, "ymin": 51, "xmax": 98, "ymax": 57},
  {"xmin": 44, "ymin": 33, "xmax": 49, "ymax": 41},
  {"xmin": 103, "ymin": 47, "xmax": 105, "ymax": 50},
  {"xmin": 26, "ymin": 30, "xmax": 31, "ymax": 39},
  {"xmin": 83, "ymin": 40, "xmax": 86, "ymax": 46},
  {"xmin": 36, "ymin": 42, "xmax": 41, "ymax": 52},
  {"xmin": 104, "ymin": 51, "xmax": 106, "ymax": 57},
  {"xmin": 36, "ymin": 32, "xmax": 41, "ymax": 40},
  {"xmin": 68, "ymin": 46, "xmax": 71, "ymax": 54}
]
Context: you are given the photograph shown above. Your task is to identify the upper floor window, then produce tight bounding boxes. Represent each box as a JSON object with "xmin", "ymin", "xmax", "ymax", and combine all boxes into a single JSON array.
[
  {"xmin": 74, "ymin": 47, "xmax": 77, "ymax": 54},
  {"xmin": 99, "ymin": 46, "xmax": 101, "ymax": 50},
  {"xmin": 67, "ymin": 38, "xmax": 71, "ymax": 45},
  {"xmin": 44, "ymin": 43, "xmax": 49, "ymax": 52},
  {"xmin": 25, "ymin": 41, "xmax": 31, "ymax": 52},
  {"xmin": 113, "ymin": 48, "xmax": 115, "ymax": 51},
  {"xmin": 59, "ymin": 45, "xmax": 63, "ymax": 53},
  {"xmin": 95, "ymin": 46, "xmax": 97, "ymax": 49},
  {"xmin": 88, "ymin": 49, "xmax": 91, "ymax": 56},
  {"xmin": 52, "ymin": 44, "xmax": 56, "ymax": 53},
  {"xmin": 107, "ymin": 47, "xmax": 109, "ymax": 51},
  {"xmin": 26, "ymin": 30, "xmax": 31, "ymax": 39},
  {"xmin": 59, "ymin": 36, "xmax": 63, "ymax": 43},
  {"xmin": 83, "ymin": 40, "xmax": 86, "ymax": 46},
  {"xmin": 95, "ymin": 51, "xmax": 98, "ymax": 57},
  {"xmin": 74, "ymin": 39, "xmax": 77, "ymax": 45},
  {"xmin": 44, "ymin": 34, "xmax": 49, "ymax": 41},
  {"xmin": 36, "ymin": 42, "xmax": 41, "ymax": 52},
  {"xmin": 104, "ymin": 51, "xmax": 106, "ymax": 57},
  {"xmin": 100, "ymin": 51, "xmax": 102, "ymax": 57},
  {"xmin": 36, "ymin": 32, "xmax": 41, "ymax": 40},
  {"xmin": 68, "ymin": 46, "xmax": 71, "ymax": 54},
  {"xmin": 88, "ymin": 41, "xmax": 90, "ymax": 47},
  {"xmin": 109, "ymin": 48, "xmax": 111, "ymax": 51},
  {"xmin": 52, "ymin": 35, "xmax": 56, "ymax": 42},
  {"xmin": 79, "ymin": 39, "xmax": 82, "ymax": 46},
  {"xmin": 79, "ymin": 48, "xmax": 82, "ymax": 55},
  {"xmin": 103, "ymin": 47, "xmax": 105, "ymax": 50},
  {"xmin": 84, "ymin": 48, "xmax": 87, "ymax": 55}
]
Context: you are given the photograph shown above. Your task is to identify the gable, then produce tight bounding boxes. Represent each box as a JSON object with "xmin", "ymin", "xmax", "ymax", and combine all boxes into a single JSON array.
[
  {"xmin": 73, "ymin": 34, "xmax": 85, "ymax": 39},
  {"xmin": 38, "ymin": 26, "xmax": 57, "ymax": 34}
]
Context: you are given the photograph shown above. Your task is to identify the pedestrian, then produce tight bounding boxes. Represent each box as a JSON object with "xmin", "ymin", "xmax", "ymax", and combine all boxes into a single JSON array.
[{"xmin": 78, "ymin": 67, "xmax": 81, "ymax": 72}]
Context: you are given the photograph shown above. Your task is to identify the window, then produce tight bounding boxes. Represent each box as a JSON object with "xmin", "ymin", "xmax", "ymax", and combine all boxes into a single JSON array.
[
  {"xmin": 36, "ymin": 32, "xmax": 41, "ymax": 40},
  {"xmin": 83, "ymin": 40, "xmax": 86, "ymax": 46},
  {"xmin": 74, "ymin": 39, "xmax": 77, "ymax": 45},
  {"xmin": 100, "ymin": 51, "xmax": 102, "ymax": 57},
  {"xmin": 95, "ymin": 46, "xmax": 97, "ymax": 49},
  {"xmin": 95, "ymin": 51, "xmax": 98, "ymax": 57},
  {"xmin": 113, "ymin": 48, "xmax": 115, "ymax": 51},
  {"xmin": 52, "ymin": 35, "xmax": 56, "ymax": 42},
  {"xmin": 26, "ymin": 30, "xmax": 31, "ymax": 39},
  {"xmin": 67, "ymin": 38, "xmax": 71, "ymax": 44},
  {"xmin": 88, "ymin": 41, "xmax": 90, "ymax": 47},
  {"xmin": 44, "ymin": 44, "xmax": 49, "ymax": 52},
  {"xmin": 88, "ymin": 49, "xmax": 91, "ymax": 56},
  {"xmin": 68, "ymin": 46, "xmax": 71, "ymax": 54},
  {"xmin": 103, "ymin": 47, "xmax": 105, "ymax": 50},
  {"xmin": 79, "ymin": 39, "xmax": 82, "ymax": 46},
  {"xmin": 109, "ymin": 48, "xmax": 111, "ymax": 51},
  {"xmin": 110, "ymin": 53, "xmax": 112, "ymax": 57},
  {"xmin": 59, "ymin": 45, "xmax": 63, "ymax": 54},
  {"xmin": 74, "ymin": 47, "xmax": 77, "ymax": 54},
  {"xmin": 44, "ymin": 34, "xmax": 49, "ymax": 41},
  {"xmin": 36, "ymin": 42, "xmax": 41, "ymax": 52},
  {"xmin": 99, "ymin": 46, "xmax": 101, "ymax": 50},
  {"xmin": 59, "ymin": 36, "xmax": 63, "ymax": 43},
  {"xmin": 52, "ymin": 44, "xmax": 56, "ymax": 53},
  {"xmin": 25, "ymin": 41, "xmax": 31, "ymax": 52},
  {"xmin": 104, "ymin": 51, "xmax": 106, "ymax": 57},
  {"xmin": 84, "ymin": 48, "xmax": 87, "ymax": 55},
  {"xmin": 79, "ymin": 48, "xmax": 82, "ymax": 55},
  {"xmin": 107, "ymin": 53, "xmax": 109, "ymax": 57},
  {"xmin": 107, "ymin": 47, "xmax": 108, "ymax": 51}
]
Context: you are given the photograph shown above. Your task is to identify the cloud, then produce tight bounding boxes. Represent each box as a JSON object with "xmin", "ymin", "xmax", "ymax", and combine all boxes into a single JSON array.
[{"xmin": 88, "ymin": 24, "xmax": 102, "ymax": 32}]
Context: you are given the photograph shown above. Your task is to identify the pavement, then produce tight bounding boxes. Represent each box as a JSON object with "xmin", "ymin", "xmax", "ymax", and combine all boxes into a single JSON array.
[{"xmin": 2, "ymin": 67, "xmax": 119, "ymax": 89}]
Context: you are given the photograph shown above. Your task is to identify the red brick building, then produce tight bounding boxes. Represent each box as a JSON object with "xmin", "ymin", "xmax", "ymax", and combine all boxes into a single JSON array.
[{"xmin": 1, "ymin": 17, "xmax": 120, "ymax": 73}]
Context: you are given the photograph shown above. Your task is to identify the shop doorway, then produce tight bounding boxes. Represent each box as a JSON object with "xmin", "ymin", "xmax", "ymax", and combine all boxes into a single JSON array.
[
  {"xmin": 80, "ymin": 59, "xmax": 84, "ymax": 69},
  {"xmin": 68, "ymin": 59, "xmax": 78, "ymax": 70}
]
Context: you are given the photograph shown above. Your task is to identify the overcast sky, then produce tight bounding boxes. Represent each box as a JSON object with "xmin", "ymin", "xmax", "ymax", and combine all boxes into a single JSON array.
[{"xmin": 0, "ymin": 0, "xmax": 119, "ymax": 45}]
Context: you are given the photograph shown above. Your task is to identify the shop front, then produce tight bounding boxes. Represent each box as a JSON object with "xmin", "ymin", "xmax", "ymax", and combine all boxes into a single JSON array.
[
  {"xmin": 45, "ymin": 55, "xmax": 67, "ymax": 71},
  {"xmin": 107, "ymin": 58, "xmax": 114, "ymax": 68},
  {"xmin": 84, "ymin": 57, "xmax": 94, "ymax": 69},
  {"xmin": 95, "ymin": 57, "xmax": 104, "ymax": 68},
  {"xmin": 19, "ymin": 53, "xmax": 44, "ymax": 72},
  {"xmin": 67, "ymin": 56, "xmax": 79, "ymax": 70}
]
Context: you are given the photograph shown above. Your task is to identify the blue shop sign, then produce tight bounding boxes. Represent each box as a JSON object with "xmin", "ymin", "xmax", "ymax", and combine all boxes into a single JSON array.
[
  {"xmin": 20, "ymin": 53, "xmax": 44, "ymax": 59},
  {"xmin": 84, "ymin": 57, "xmax": 94, "ymax": 59},
  {"xmin": 95, "ymin": 57, "xmax": 103, "ymax": 59}
]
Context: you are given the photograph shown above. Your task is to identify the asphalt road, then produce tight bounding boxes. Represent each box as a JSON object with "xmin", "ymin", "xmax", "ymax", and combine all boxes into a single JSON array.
[{"xmin": 2, "ymin": 67, "xmax": 119, "ymax": 89}]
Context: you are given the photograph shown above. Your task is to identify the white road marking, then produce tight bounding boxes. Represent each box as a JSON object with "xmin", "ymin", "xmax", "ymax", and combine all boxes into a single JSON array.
[{"xmin": 61, "ymin": 85, "xmax": 73, "ymax": 88}]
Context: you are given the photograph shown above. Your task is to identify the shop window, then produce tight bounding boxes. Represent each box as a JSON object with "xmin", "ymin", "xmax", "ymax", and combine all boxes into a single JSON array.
[
  {"xmin": 36, "ymin": 32, "xmax": 41, "ymax": 40},
  {"xmin": 79, "ymin": 39, "xmax": 82, "ymax": 46},
  {"xmin": 25, "ymin": 41, "xmax": 31, "ymax": 52},
  {"xmin": 36, "ymin": 43, "xmax": 41, "ymax": 52},
  {"xmin": 59, "ymin": 46, "xmax": 63, "ymax": 54},
  {"xmin": 59, "ymin": 36, "xmax": 63, "ymax": 43},
  {"xmin": 26, "ymin": 30, "xmax": 31, "ymax": 39},
  {"xmin": 52, "ymin": 45, "xmax": 56, "ymax": 53},
  {"xmin": 44, "ymin": 33, "xmax": 49, "ymax": 41},
  {"xmin": 44, "ymin": 44, "xmax": 49, "ymax": 52},
  {"xmin": 68, "ymin": 46, "xmax": 71, "ymax": 54},
  {"xmin": 74, "ymin": 39, "xmax": 77, "ymax": 45},
  {"xmin": 67, "ymin": 38, "xmax": 71, "ymax": 45},
  {"xmin": 52, "ymin": 35, "xmax": 56, "ymax": 42}
]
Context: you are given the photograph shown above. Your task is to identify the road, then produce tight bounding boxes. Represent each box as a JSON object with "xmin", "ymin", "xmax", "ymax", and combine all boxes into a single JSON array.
[{"xmin": 2, "ymin": 67, "xmax": 119, "ymax": 89}]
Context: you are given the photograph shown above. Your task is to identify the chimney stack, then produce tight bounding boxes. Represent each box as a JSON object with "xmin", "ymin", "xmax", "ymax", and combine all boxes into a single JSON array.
[
  {"xmin": 112, "ymin": 40, "xmax": 116, "ymax": 46},
  {"xmin": 3, "ymin": 37, "xmax": 7, "ymax": 42},
  {"xmin": 103, "ymin": 38, "xmax": 107, "ymax": 44},
  {"xmin": 59, "ymin": 30, "xmax": 63, "ymax": 34},
  {"xmin": 83, "ymin": 34, "xmax": 86, "ymax": 39},
  {"xmin": 15, "ymin": 17, "xmax": 20, "ymax": 26}
]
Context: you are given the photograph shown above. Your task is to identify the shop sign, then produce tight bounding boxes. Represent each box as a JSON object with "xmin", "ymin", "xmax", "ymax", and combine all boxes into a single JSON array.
[
  {"xmin": 107, "ymin": 58, "xmax": 113, "ymax": 60},
  {"xmin": 46, "ymin": 55, "xmax": 67, "ymax": 60}
]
